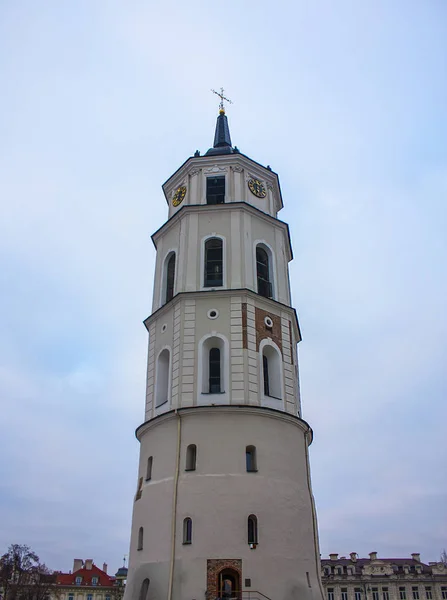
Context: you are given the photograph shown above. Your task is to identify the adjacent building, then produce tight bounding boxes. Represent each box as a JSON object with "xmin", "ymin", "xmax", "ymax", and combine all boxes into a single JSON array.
[
  {"xmin": 321, "ymin": 553, "xmax": 447, "ymax": 600},
  {"xmin": 54, "ymin": 559, "xmax": 126, "ymax": 600}
]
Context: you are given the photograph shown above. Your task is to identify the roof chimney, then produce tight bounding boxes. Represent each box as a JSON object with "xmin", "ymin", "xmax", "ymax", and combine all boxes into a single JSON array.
[
  {"xmin": 329, "ymin": 554, "xmax": 339, "ymax": 561},
  {"xmin": 73, "ymin": 559, "xmax": 83, "ymax": 573},
  {"xmin": 103, "ymin": 563, "xmax": 108, "ymax": 574},
  {"xmin": 350, "ymin": 552, "xmax": 358, "ymax": 562},
  {"xmin": 85, "ymin": 559, "xmax": 93, "ymax": 570},
  {"xmin": 369, "ymin": 552, "xmax": 378, "ymax": 561},
  {"xmin": 411, "ymin": 553, "xmax": 421, "ymax": 563}
]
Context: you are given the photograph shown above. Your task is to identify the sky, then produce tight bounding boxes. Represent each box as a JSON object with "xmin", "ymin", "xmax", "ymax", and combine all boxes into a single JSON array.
[{"xmin": 0, "ymin": 0, "xmax": 446, "ymax": 574}]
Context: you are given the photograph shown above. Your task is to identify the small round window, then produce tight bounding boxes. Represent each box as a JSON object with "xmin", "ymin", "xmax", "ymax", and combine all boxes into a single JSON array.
[
  {"xmin": 161, "ymin": 323, "xmax": 167, "ymax": 333},
  {"xmin": 207, "ymin": 309, "xmax": 219, "ymax": 320},
  {"xmin": 264, "ymin": 316, "xmax": 273, "ymax": 328}
]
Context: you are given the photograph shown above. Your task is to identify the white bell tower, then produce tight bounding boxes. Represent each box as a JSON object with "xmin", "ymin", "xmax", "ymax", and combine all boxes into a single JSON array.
[{"xmin": 124, "ymin": 102, "xmax": 325, "ymax": 600}]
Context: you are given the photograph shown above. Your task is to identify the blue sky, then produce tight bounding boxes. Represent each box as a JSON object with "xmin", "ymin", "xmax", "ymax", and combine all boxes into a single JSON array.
[{"xmin": 0, "ymin": 0, "xmax": 446, "ymax": 573}]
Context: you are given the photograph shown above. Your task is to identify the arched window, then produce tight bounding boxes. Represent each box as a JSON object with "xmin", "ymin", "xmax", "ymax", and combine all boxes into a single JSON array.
[
  {"xmin": 165, "ymin": 253, "xmax": 176, "ymax": 303},
  {"xmin": 146, "ymin": 456, "xmax": 153, "ymax": 481},
  {"xmin": 183, "ymin": 517, "xmax": 192, "ymax": 544},
  {"xmin": 209, "ymin": 347, "xmax": 221, "ymax": 393},
  {"xmin": 155, "ymin": 349, "xmax": 170, "ymax": 407},
  {"xmin": 137, "ymin": 527, "xmax": 144, "ymax": 550},
  {"xmin": 139, "ymin": 579, "xmax": 150, "ymax": 600},
  {"xmin": 186, "ymin": 444, "xmax": 197, "ymax": 471},
  {"xmin": 204, "ymin": 238, "xmax": 223, "ymax": 287},
  {"xmin": 248, "ymin": 514, "xmax": 258, "ymax": 545},
  {"xmin": 256, "ymin": 245, "xmax": 273, "ymax": 298},
  {"xmin": 261, "ymin": 344, "xmax": 282, "ymax": 399},
  {"xmin": 246, "ymin": 446, "xmax": 257, "ymax": 472},
  {"xmin": 198, "ymin": 334, "xmax": 229, "ymax": 404}
]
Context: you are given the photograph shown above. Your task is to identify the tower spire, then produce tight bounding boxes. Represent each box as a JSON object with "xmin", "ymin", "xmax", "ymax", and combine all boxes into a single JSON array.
[{"xmin": 206, "ymin": 87, "xmax": 234, "ymax": 155}]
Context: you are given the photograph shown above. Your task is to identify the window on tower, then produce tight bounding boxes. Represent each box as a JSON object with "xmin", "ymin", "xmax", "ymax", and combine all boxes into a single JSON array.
[
  {"xmin": 183, "ymin": 517, "xmax": 192, "ymax": 544},
  {"xmin": 204, "ymin": 238, "xmax": 223, "ymax": 287},
  {"xmin": 256, "ymin": 245, "xmax": 273, "ymax": 298},
  {"xmin": 155, "ymin": 349, "xmax": 170, "ymax": 407},
  {"xmin": 209, "ymin": 347, "xmax": 221, "ymax": 393},
  {"xmin": 199, "ymin": 334, "xmax": 227, "ymax": 399},
  {"xmin": 206, "ymin": 176, "xmax": 225, "ymax": 204},
  {"xmin": 146, "ymin": 456, "xmax": 153, "ymax": 481},
  {"xmin": 165, "ymin": 252, "xmax": 176, "ymax": 303},
  {"xmin": 261, "ymin": 342, "xmax": 282, "ymax": 400},
  {"xmin": 247, "ymin": 514, "xmax": 258, "ymax": 545},
  {"xmin": 186, "ymin": 444, "xmax": 197, "ymax": 471},
  {"xmin": 246, "ymin": 446, "xmax": 257, "ymax": 472},
  {"xmin": 137, "ymin": 527, "xmax": 144, "ymax": 550},
  {"xmin": 139, "ymin": 579, "xmax": 150, "ymax": 600}
]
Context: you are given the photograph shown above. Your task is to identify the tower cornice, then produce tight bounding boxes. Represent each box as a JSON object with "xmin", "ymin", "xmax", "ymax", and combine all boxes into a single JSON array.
[
  {"xmin": 135, "ymin": 404, "xmax": 313, "ymax": 445},
  {"xmin": 143, "ymin": 287, "xmax": 302, "ymax": 343},
  {"xmin": 151, "ymin": 201, "xmax": 293, "ymax": 261}
]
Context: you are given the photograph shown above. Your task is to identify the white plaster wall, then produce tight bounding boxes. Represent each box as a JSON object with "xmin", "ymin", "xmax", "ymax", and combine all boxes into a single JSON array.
[{"xmin": 125, "ymin": 407, "xmax": 323, "ymax": 600}]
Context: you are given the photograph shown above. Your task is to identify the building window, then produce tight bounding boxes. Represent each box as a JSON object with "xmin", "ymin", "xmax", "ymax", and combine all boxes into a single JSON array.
[
  {"xmin": 337, "ymin": 567, "xmax": 342, "ymax": 575},
  {"xmin": 328, "ymin": 589, "xmax": 334, "ymax": 600},
  {"xmin": 246, "ymin": 446, "xmax": 257, "ymax": 472},
  {"xmin": 106, "ymin": 596, "xmax": 111, "ymax": 600},
  {"xmin": 146, "ymin": 456, "xmax": 153, "ymax": 481},
  {"xmin": 204, "ymin": 238, "xmax": 223, "ymax": 287},
  {"xmin": 425, "ymin": 588, "xmax": 432, "ymax": 600},
  {"xmin": 372, "ymin": 588, "xmax": 379, "ymax": 600},
  {"xmin": 87, "ymin": 595, "xmax": 93, "ymax": 600},
  {"xmin": 155, "ymin": 349, "xmax": 170, "ymax": 407},
  {"xmin": 186, "ymin": 444, "xmax": 197, "ymax": 471},
  {"xmin": 138, "ymin": 526, "xmax": 144, "ymax": 550},
  {"xmin": 200, "ymin": 334, "xmax": 227, "ymax": 397},
  {"xmin": 400, "ymin": 589, "xmax": 407, "ymax": 600},
  {"xmin": 75, "ymin": 577, "xmax": 82, "ymax": 585},
  {"xmin": 256, "ymin": 245, "xmax": 273, "ymax": 298},
  {"xmin": 383, "ymin": 588, "xmax": 389, "ymax": 600},
  {"xmin": 209, "ymin": 347, "xmax": 221, "ymax": 393},
  {"xmin": 138, "ymin": 580, "xmax": 150, "ymax": 600},
  {"xmin": 206, "ymin": 176, "xmax": 225, "ymax": 205},
  {"xmin": 341, "ymin": 589, "xmax": 348, "ymax": 600},
  {"xmin": 355, "ymin": 589, "xmax": 362, "ymax": 600},
  {"xmin": 183, "ymin": 517, "xmax": 192, "ymax": 544},
  {"xmin": 165, "ymin": 253, "xmax": 176, "ymax": 303},
  {"xmin": 91, "ymin": 577, "xmax": 98, "ymax": 586},
  {"xmin": 262, "ymin": 354, "xmax": 270, "ymax": 396},
  {"xmin": 247, "ymin": 514, "xmax": 258, "ymax": 545},
  {"xmin": 261, "ymin": 343, "xmax": 282, "ymax": 399},
  {"xmin": 441, "ymin": 588, "xmax": 447, "ymax": 600},
  {"xmin": 412, "ymin": 588, "xmax": 419, "ymax": 600},
  {"xmin": 69, "ymin": 595, "xmax": 74, "ymax": 600}
]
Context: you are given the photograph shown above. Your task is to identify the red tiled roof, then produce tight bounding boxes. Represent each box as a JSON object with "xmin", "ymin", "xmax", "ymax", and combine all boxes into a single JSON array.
[{"xmin": 56, "ymin": 564, "xmax": 115, "ymax": 587}]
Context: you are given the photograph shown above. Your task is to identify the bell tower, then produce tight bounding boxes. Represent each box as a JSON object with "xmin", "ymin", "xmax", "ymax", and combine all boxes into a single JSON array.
[{"xmin": 124, "ymin": 103, "xmax": 325, "ymax": 600}]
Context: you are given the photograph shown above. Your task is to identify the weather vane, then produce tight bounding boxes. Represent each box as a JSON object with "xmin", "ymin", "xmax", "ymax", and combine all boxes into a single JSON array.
[{"xmin": 211, "ymin": 87, "xmax": 233, "ymax": 114}]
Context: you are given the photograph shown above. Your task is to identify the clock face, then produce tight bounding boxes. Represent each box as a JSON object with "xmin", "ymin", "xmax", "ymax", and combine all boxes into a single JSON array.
[
  {"xmin": 248, "ymin": 178, "xmax": 266, "ymax": 198},
  {"xmin": 172, "ymin": 185, "xmax": 187, "ymax": 207}
]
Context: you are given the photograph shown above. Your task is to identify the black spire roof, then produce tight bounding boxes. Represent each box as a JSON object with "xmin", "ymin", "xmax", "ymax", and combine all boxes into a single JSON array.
[{"xmin": 205, "ymin": 110, "xmax": 234, "ymax": 156}]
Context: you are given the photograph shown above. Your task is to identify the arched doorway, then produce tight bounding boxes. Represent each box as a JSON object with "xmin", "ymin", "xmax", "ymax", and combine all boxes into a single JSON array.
[{"xmin": 218, "ymin": 568, "xmax": 241, "ymax": 600}]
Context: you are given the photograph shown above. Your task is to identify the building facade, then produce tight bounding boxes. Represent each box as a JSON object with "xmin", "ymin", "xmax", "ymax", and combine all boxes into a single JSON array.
[
  {"xmin": 54, "ymin": 560, "xmax": 126, "ymax": 600},
  {"xmin": 321, "ymin": 553, "xmax": 447, "ymax": 600},
  {"xmin": 124, "ymin": 106, "xmax": 325, "ymax": 600}
]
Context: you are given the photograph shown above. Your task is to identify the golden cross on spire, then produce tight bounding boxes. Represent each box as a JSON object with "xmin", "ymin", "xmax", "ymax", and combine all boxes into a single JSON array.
[{"xmin": 211, "ymin": 87, "xmax": 233, "ymax": 114}]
